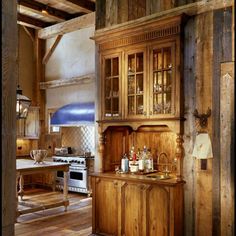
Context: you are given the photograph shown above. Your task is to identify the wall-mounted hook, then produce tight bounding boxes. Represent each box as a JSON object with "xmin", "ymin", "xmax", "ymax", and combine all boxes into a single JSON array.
[{"xmin": 193, "ymin": 107, "xmax": 211, "ymax": 128}]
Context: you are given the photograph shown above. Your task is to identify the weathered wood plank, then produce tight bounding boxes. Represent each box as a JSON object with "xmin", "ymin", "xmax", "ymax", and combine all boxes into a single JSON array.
[
  {"xmin": 194, "ymin": 11, "xmax": 213, "ymax": 236},
  {"xmin": 183, "ymin": 17, "xmax": 196, "ymax": 236},
  {"xmin": 2, "ymin": 0, "xmax": 18, "ymax": 235},
  {"xmin": 128, "ymin": 0, "xmax": 146, "ymax": 21},
  {"xmin": 35, "ymin": 31, "xmax": 45, "ymax": 148},
  {"xmin": 105, "ymin": 0, "xmax": 118, "ymax": 27},
  {"xmin": 220, "ymin": 62, "xmax": 234, "ymax": 236},
  {"xmin": 117, "ymin": 0, "xmax": 128, "ymax": 24},
  {"xmin": 38, "ymin": 12, "xmax": 95, "ymax": 39},
  {"xmin": 212, "ymin": 7, "xmax": 232, "ymax": 236},
  {"xmin": 95, "ymin": 0, "xmax": 233, "ymax": 37},
  {"xmin": 40, "ymin": 73, "xmax": 95, "ymax": 89},
  {"xmin": 95, "ymin": 0, "xmax": 106, "ymax": 30}
]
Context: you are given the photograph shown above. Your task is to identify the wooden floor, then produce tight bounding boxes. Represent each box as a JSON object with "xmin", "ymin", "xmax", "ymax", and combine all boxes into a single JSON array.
[{"xmin": 15, "ymin": 188, "xmax": 92, "ymax": 236}]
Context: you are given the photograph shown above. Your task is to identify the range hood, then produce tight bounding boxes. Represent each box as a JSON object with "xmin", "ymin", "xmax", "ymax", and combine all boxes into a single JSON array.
[{"xmin": 50, "ymin": 102, "xmax": 95, "ymax": 126}]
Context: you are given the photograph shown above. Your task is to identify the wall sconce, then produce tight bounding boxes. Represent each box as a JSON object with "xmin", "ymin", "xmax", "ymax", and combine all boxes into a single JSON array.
[{"xmin": 16, "ymin": 85, "xmax": 31, "ymax": 119}]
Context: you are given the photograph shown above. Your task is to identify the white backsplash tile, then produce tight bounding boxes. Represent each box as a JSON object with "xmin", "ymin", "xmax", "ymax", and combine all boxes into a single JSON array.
[{"xmin": 61, "ymin": 126, "xmax": 95, "ymax": 155}]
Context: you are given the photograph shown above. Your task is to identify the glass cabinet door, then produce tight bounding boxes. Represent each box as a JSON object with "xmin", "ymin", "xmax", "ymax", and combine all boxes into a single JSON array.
[
  {"xmin": 103, "ymin": 56, "xmax": 120, "ymax": 118},
  {"xmin": 151, "ymin": 45, "xmax": 173, "ymax": 116},
  {"xmin": 127, "ymin": 51, "xmax": 145, "ymax": 117}
]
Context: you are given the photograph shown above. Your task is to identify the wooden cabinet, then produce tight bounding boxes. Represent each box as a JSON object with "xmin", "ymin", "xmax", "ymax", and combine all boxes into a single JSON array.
[
  {"xmin": 95, "ymin": 14, "xmax": 186, "ymax": 180},
  {"xmin": 17, "ymin": 106, "xmax": 40, "ymax": 139},
  {"xmin": 91, "ymin": 173, "xmax": 184, "ymax": 236},
  {"xmin": 98, "ymin": 15, "xmax": 184, "ymax": 122}
]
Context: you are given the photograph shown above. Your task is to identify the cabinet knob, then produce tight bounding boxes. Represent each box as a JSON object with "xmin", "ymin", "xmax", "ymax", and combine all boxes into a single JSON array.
[
  {"xmin": 150, "ymin": 111, "xmax": 153, "ymax": 115},
  {"xmin": 143, "ymin": 111, "xmax": 147, "ymax": 116}
]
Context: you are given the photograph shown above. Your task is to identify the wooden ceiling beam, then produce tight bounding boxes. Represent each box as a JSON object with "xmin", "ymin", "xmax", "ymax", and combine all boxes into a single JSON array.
[
  {"xmin": 38, "ymin": 12, "xmax": 95, "ymax": 39},
  {"xmin": 65, "ymin": 0, "xmax": 95, "ymax": 12},
  {"xmin": 17, "ymin": 13, "xmax": 52, "ymax": 28},
  {"xmin": 18, "ymin": 0, "xmax": 73, "ymax": 20}
]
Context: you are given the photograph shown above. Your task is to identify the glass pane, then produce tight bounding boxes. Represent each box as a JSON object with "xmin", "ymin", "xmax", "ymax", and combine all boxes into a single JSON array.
[
  {"xmin": 136, "ymin": 74, "xmax": 143, "ymax": 94},
  {"xmin": 136, "ymin": 53, "xmax": 143, "ymax": 72},
  {"xmin": 163, "ymin": 71, "xmax": 172, "ymax": 92},
  {"xmin": 112, "ymin": 97, "xmax": 119, "ymax": 115},
  {"xmin": 163, "ymin": 47, "xmax": 172, "ymax": 69},
  {"xmin": 128, "ymin": 96, "xmax": 135, "ymax": 115},
  {"xmin": 105, "ymin": 59, "xmax": 111, "ymax": 76},
  {"xmin": 153, "ymin": 72, "xmax": 163, "ymax": 93},
  {"xmin": 105, "ymin": 78, "xmax": 111, "ymax": 97},
  {"xmin": 113, "ymin": 57, "xmax": 119, "ymax": 76},
  {"xmin": 105, "ymin": 99, "xmax": 111, "ymax": 116},
  {"xmin": 136, "ymin": 95, "xmax": 143, "ymax": 114},
  {"xmin": 128, "ymin": 54, "xmax": 135, "ymax": 73},
  {"xmin": 113, "ymin": 77, "xmax": 119, "ymax": 96},
  {"xmin": 128, "ymin": 75, "xmax": 135, "ymax": 94},
  {"xmin": 153, "ymin": 50, "xmax": 158, "ymax": 71},
  {"xmin": 157, "ymin": 50, "xmax": 162, "ymax": 70}
]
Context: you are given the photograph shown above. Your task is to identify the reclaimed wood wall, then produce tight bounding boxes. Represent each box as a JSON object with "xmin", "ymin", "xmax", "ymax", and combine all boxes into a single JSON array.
[
  {"xmin": 95, "ymin": 1, "xmax": 234, "ymax": 236},
  {"xmin": 2, "ymin": 0, "xmax": 17, "ymax": 235}
]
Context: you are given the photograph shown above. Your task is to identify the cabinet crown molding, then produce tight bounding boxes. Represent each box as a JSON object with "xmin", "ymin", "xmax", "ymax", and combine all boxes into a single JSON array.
[{"xmin": 93, "ymin": 14, "xmax": 188, "ymax": 51}]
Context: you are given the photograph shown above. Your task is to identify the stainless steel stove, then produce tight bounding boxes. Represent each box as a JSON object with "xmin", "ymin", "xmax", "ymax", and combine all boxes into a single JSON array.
[{"xmin": 52, "ymin": 155, "xmax": 89, "ymax": 194}]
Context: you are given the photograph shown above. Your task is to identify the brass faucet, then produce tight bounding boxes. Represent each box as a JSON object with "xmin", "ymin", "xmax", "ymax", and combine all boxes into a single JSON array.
[{"xmin": 158, "ymin": 152, "xmax": 171, "ymax": 176}]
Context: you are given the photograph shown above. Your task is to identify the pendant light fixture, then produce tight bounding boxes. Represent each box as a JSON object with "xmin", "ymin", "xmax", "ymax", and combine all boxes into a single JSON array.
[
  {"xmin": 16, "ymin": 25, "xmax": 31, "ymax": 119},
  {"xmin": 16, "ymin": 85, "xmax": 31, "ymax": 119}
]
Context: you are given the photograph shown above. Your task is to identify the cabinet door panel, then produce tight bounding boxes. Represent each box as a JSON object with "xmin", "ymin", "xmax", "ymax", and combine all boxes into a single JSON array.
[
  {"xmin": 122, "ymin": 183, "xmax": 144, "ymax": 236},
  {"xmin": 150, "ymin": 42, "xmax": 176, "ymax": 118},
  {"xmin": 95, "ymin": 179, "xmax": 118, "ymax": 235},
  {"xmin": 102, "ymin": 53, "xmax": 122, "ymax": 119},
  {"xmin": 148, "ymin": 186, "xmax": 169, "ymax": 236},
  {"xmin": 126, "ymin": 49, "xmax": 146, "ymax": 119}
]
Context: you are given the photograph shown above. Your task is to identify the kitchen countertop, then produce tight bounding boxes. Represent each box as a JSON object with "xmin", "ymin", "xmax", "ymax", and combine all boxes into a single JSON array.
[{"xmin": 90, "ymin": 171, "xmax": 185, "ymax": 186}]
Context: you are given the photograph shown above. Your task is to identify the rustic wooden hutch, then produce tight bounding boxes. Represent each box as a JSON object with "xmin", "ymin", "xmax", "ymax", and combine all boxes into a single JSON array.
[{"xmin": 92, "ymin": 14, "xmax": 187, "ymax": 236}]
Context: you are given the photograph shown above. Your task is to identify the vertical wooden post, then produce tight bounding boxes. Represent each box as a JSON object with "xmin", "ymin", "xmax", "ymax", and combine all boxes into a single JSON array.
[
  {"xmin": 2, "ymin": 0, "xmax": 17, "ymax": 235},
  {"xmin": 35, "ymin": 31, "xmax": 46, "ymax": 148},
  {"xmin": 98, "ymin": 130, "xmax": 105, "ymax": 172},
  {"xmin": 175, "ymin": 134, "xmax": 184, "ymax": 181},
  {"xmin": 63, "ymin": 170, "xmax": 69, "ymax": 211},
  {"xmin": 220, "ymin": 62, "xmax": 234, "ymax": 236}
]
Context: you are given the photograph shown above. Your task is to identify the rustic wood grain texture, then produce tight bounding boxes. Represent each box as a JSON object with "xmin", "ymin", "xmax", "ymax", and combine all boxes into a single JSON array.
[
  {"xmin": 2, "ymin": 0, "xmax": 18, "ymax": 235},
  {"xmin": 220, "ymin": 62, "xmax": 234, "ymax": 236},
  {"xmin": 95, "ymin": 0, "xmax": 106, "ymax": 30},
  {"xmin": 35, "ymin": 32, "xmax": 46, "ymax": 149},
  {"xmin": 117, "ymin": 0, "xmax": 128, "ymax": 24},
  {"xmin": 38, "ymin": 12, "xmax": 95, "ymax": 39},
  {"xmin": 128, "ymin": 0, "xmax": 146, "ymax": 21},
  {"xmin": 183, "ymin": 17, "xmax": 196, "ymax": 236},
  {"xmin": 91, "ymin": 174, "xmax": 185, "ymax": 236},
  {"xmin": 212, "ymin": 7, "xmax": 232, "ymax": 235},
  {"xmin": 194, "ymin": 11, "xmax": 213, "ymax": 236},
  {"xmin": 42, "ymin": 34, "xmax": 63, "ymax": 64},
  {"xmin": 105, "ymin": 0, "xmax": 118, "ymax": 27},
  {"xmin": 15, "ymin": 188, "xmax": 92, "ymax": 236}
]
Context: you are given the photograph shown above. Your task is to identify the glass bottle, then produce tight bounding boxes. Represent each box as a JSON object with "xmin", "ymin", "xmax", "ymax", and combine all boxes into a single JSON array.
[{"xmin": 146, "ymin": 148, "xmax": 153, "ymax": 171}]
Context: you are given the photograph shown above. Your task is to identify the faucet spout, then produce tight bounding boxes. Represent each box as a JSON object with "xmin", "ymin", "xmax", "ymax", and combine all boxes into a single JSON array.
[{"xmin": 158, "ymin": 152, "xmax": 170, "ymax": 175}]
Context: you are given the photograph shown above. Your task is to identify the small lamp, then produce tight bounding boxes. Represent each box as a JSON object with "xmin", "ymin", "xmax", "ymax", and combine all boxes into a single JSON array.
[{"xmin": 16, "ymin": 85, "xmax": 31, "ymax": 119}]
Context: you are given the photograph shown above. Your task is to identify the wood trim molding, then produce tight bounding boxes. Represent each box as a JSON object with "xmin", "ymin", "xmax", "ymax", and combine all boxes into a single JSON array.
[
  {"xmin": 99, "ymin": 23, "xmax": 181, "ymax": 51},
  {"xmin": 39, "ymin": 73, "xmax": 95, "ymax": 89},
  {"xmin": 38, "ymin": 12, "xmax": 95, "ymax": 39}
]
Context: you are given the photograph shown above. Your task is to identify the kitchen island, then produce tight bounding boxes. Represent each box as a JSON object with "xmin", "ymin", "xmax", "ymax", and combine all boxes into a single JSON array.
[
  {"xmin": 91, "ymin": 172, "xmax": 185, "ymax": 236},
  {"xmin": 16, "ymin": 159, "xmax": 70, "ymax": 219}
]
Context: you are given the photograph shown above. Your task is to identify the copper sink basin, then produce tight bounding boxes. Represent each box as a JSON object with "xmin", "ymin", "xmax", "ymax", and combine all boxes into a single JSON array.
[{"xmin": 146, "ymin": 174, "xmax": 172, "ymax": 180}]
